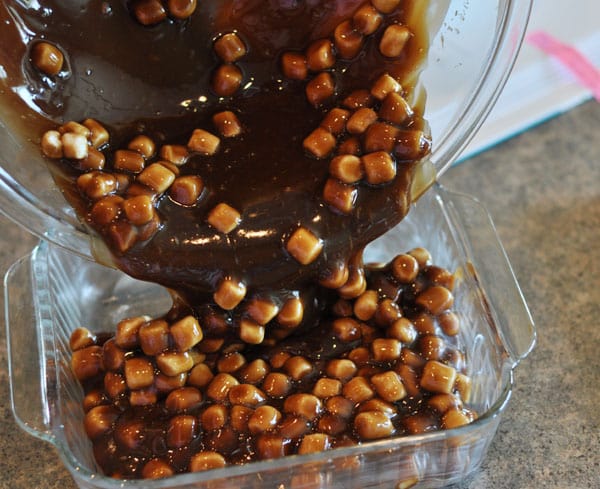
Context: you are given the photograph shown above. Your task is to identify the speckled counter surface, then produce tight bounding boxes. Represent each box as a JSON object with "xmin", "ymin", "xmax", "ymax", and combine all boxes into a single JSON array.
[{"xmin": 0, "ymin": 100, "xmax": 598, "ymax": 489}]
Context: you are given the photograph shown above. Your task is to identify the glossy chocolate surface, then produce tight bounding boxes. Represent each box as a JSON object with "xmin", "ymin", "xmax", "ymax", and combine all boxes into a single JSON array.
[{"xmin": 1, "ymin": 0, "xmax": 429, "ymax": 304}]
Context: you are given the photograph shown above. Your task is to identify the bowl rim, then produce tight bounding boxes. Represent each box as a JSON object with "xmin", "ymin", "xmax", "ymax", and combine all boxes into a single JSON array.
[{"xmin": 428, "ymin": 0, "xmax": 533, "ymax": 176}]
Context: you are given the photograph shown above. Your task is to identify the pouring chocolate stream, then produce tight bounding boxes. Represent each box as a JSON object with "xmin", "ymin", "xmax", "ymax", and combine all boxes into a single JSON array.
[{"xmin": 1, "ymin": 0, "xmax": 433, "ymax": 345}]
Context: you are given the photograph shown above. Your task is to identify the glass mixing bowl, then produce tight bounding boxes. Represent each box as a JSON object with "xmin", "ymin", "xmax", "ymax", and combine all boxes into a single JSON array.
[{"xmin": 0, "ymin": 0, "xmax": 532, "ymax": 258}]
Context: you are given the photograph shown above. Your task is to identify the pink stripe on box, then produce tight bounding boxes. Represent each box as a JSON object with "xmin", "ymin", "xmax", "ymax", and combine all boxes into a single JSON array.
[{"xmin": 527, "ymin": 30, "xmax": 600, "ymax": 102}]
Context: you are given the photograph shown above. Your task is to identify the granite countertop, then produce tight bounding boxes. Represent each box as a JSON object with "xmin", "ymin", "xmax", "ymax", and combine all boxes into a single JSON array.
[{"xmin": 0, "ymin": 100, "xmax": 598, "ymax": 488}]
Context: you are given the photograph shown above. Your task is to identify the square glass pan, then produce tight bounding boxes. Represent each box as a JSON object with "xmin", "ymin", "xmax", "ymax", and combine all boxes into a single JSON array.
[{"xmin": 5, "ymin": 185, "xmax": 535, "ymax": 489}]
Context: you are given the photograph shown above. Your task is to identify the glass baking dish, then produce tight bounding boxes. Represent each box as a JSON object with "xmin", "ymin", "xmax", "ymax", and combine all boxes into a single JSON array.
[{"xmin": 5, "ymin": 185, "xmax": 535, "ymax": 489}]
